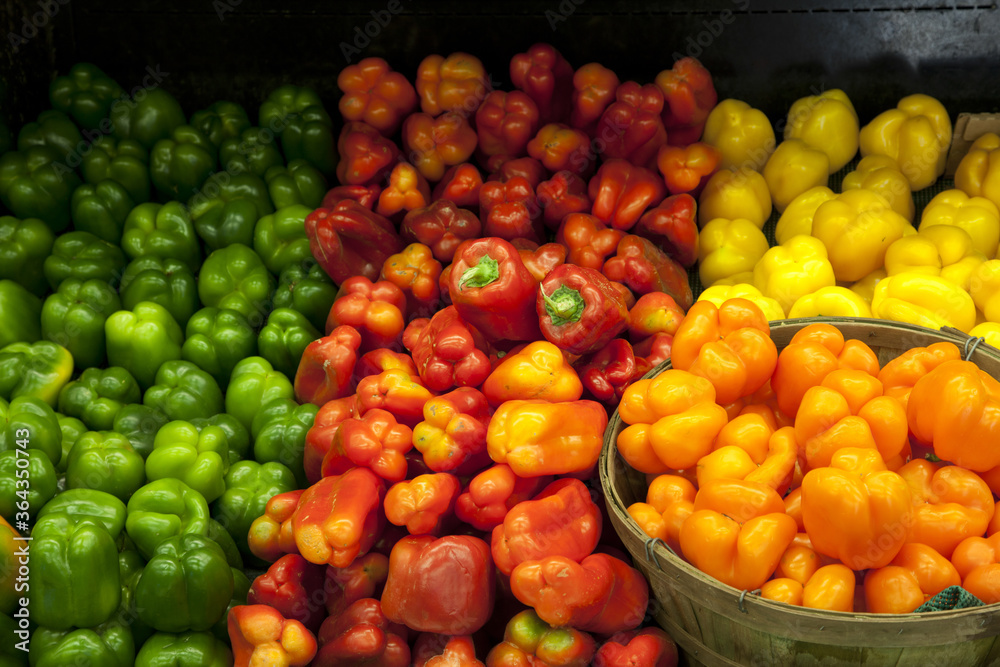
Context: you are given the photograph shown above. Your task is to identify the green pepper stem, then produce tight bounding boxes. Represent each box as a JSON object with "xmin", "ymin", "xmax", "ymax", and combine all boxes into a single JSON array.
[
  {"xmin": 459, "ymin": 255, "xmax": 500, "ymax": 290},
  {"xmin": 541, "ymin": 285, "xmax": 586, "ymax": 326}
]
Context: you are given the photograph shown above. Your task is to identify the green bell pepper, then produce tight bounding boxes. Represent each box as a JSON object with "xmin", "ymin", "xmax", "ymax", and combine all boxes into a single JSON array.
[
  {"xmin": 197, "ymin": 244, "xmax": 275, "ymax": 325},
  {"xmin": 0, "ymin": 342, "xmax": 73, "ymax": 408},
  {"xmin": 257, "ymin": 307, "xmax": 319, "ymax": 379},
  {"xmin": 29, "ymin": 621, "xmax": 134, "ymax": 667},
  {"xmin": 121, "ymin": 202, "xmax": 201, "ymax": 271},
  {"xmin": 253, "ymin": 204, "xmax": 313, "ymax": 275},
  {"xmin": 0, "ymin": 396, "xmax": 62, "ymax": 468},
  {"xmin": 66, "ymin": 431, "xmax": 145, "ymax": 502},
  {"xmin": 0, "ymin": 147, "xmax": 82, "ymax": 232},
  {"xmin": 81, "ymin": 136, "xmax": 150, "ymax": 204},
  {"xmin": 273, "ymin": 259, "xmax": 337, "ymax": 333},
  {"xmin": 105, "ymin": 301, "xmax": 184, "ymax": 390},
  {"xmin": 218, "ymin": 126, "xmax": 283, "ymax": 179},
  {"xmin": 0, "ymin": 281, "xmax": 41, "ymax": 348},
  {"xmin": 253, "ymin": 401, "xmax": 317, "ymax": 488},
  {"xmin": 16, "ymin": 110, "xmax": 83, "ymax": 163},
  {"xmin": 190, "ymin": 101, "xmax": 251, "ymax": 148},
  {"xmin": 259, "ymin": 84, "xmax": 324, "ymax": 129},
  {"xmin": 265, "ymin": 159, "xmax": 327, "ymax": 209},
  {"xmin": 224, "ymin": 357, "xmax": 294, "ymax": 434},
  {"xmin": 211, "ymin": 567, "xmax": 251, "ymax": 644},
  {"xmin": 211, "ymin": 459, "xmax": 294, "ymax": 556},
  {"xmin": 0, "ymin": 448, "xmax": 57, "ymax": 521},
  {"xmin": 29, "ymin": 513, "xmax": 120, "ymax": 630},
  {"xmin": 189, "ymin": 414, "xmax": 250, "ymax": 465},
  {"xmin": 118, "ymin": 547, "xmax": 154, "ymax": 648},
  {"xmin": 57, "ymin": 366, "xmax": 142, "ymax": 431},
  {"xmin": 49, "ymin": 62, "xmax": 126, "ymax": 130},
  {"xmin": 134, "ymin": 534, "xmax": 234, "ymax": 633},
  {"xmin": 119, "ymin": 255, "xmax": 199, "ymax": 328},
  {"xmin": 55, "ymin": 413, "xmax": 87, "ymax": 471},
  {"xmin": 181, "ymin": 307, "xmax": 257, "ymax": 390},
  {"xmin": 126, "ymin": 478, "xmax": 210, "ymax": 559},
  {"xmin": 150, "ymin": 125, "xmax": 218, "ymax": 202},
  {"xmin": 70, "ymin": 179, "xmax": 135, "ymax": 244},
  {"xmin": 43, "ymin": 231, "xmax": 127, "ymax": 292},
  {"xmin": 279, "ymin": 106, "xmax": 337, "ymax": 178},
  {"xmin": 134, "ymin": 632, "xmax": 232, "ymax": 667},
  {"xmin": 38, "ymin": 488, "xmax": 128, "ymax": 539},
  {"xmin": 143, "ymin": 361, "xmax": 224, "ymax": 422},
  {"xmin": 145, "ymin": 420, "xmax": 229, "ymax": 503},
  {"xmin": 0, "ymin": 216, "xmax": 54, "ymax": 296},
  {"xmin": 41, "ymin": 278, "xmax": 122, "ymax": 370},
  {"xmin": 188, "ymin": 171, "xmax": 274, "ymax": 251},
  {"xmin": 111, "ymin": 87, "xmax": 186, "ymax": 151},
  {"xmin": 249, "ymin": 397, "xmax": 299, "ymax": 441},
  {"xmin": 112, "ymin": 404, "xmax": 169, "ymax": 460},
  {"xmin": 207, "ymin": 517, "xmax": 243, "ymax": 568}
]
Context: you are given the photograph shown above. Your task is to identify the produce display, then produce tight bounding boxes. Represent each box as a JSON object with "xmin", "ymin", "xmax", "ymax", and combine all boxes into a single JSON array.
[{"xmin": 0, "ymin": 34, "xmax": 998, "ymax": 666}]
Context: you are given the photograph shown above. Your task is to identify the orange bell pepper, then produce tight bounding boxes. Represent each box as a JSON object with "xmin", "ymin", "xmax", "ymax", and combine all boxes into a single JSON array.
[
  {"xmin": 229, "ymin": 604, "xmax": 317, "ymax": 667},
  {"xmin": 527, "ymin": 123, "xmax": 593, "ymax": 176},
  {"xmin": 671, "ymin": 298, "xmax": 777, "ymax": 405},
  {"xmin": 482, "ymin": 341, "xmax": 583, "ymax": 406},
  {"xmin": 784, "ymin": 489, "xmax": 804, "ymax": 531},
  {"xmin": 354, "ymin": 368, "xmax": 434, "ymax": 428},
  {"xmin": 698, "ymin": 424, "xmax": 798, "ymax": 493},
  {"xmin": 763, "ymin": 564, "xmax": 855, "ymax": 611},
  {"xmin": 616, "ymin": 369, "xmax": 729, "ymax": 472},
  {"xmin": 322, "ymin": 407, "xmax": 413, "ymax": 483},
  {"xmin": 692, "ymin": 478, "xmax": 786, "ymax": 524},
  {"xmin": 384, "ymin": 472, "xmax": 461, "ymax": 536},
  {"xmin": 403, "ymin": 111, "xmax": 479, "ymax": 182},
  {"xmin": 248, "ymin": 489, "xmax": 304, "ymax": 563},
  {"xmin": 951, "ymin": 533, "xmax": 1000, "ymax": 603},
  {"xmin": 865, "ymin": 542, "xmax": 962, "ymax": 613},
  {"xmin": 775, "ymin": 542, "xmax": 820, "ymax": 586},
  {"xmin": 416, "ymin": 52, "xmax": 490, "ymax": 116},
  {"xmin": 556, "ymin": 212, "xmax": 626, "ymax": 271},
  {"xmin": 627, "ymin": 291, "xmax": 686, "ymax": 341},
  {"xmin": 375, "ymin": 162, "xmax": 432, "ymax": 220},
  {"xmin": 337, "ymin": 57, "xmax": 418, "ymax": 136},
  {"xmin": 656, "ymin": 142, "xmax": 722, "ymax": 196},
  {"xmin": 411, "ymin": 387, "xmax": 492, "ymax": 475},
  {"xmin": 628, "ymin": 474, "xmax": 696, "ymax": 555},
  {"xmin": 487, "ymin": 399, "xmax": 608, "ymax": 477},
  {"xmin": 876, "ymin": 342, "xmax": 961, "ymax": 411},
  {"xmin": 380, "ymin": 242, "xmax": 443, "ymax": 320},
  {"xmin": 907, "ymin": 359, "xmax": 1000, "ymax": 472}
]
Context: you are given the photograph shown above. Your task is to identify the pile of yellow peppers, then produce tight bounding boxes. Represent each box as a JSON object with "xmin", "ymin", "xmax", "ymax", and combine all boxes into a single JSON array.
[{"xmin": 695, "ymin": 89, "xmax": 1000, "ymax": 348}]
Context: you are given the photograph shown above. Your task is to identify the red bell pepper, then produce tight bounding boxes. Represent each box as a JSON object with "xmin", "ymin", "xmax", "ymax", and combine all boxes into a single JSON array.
[
  {"xmin": 248, "ymin": 489, "xmax": 305, "ymax": 563},
  {"xmin": 324, "ymin": 552, "xmax": 390, "ymax": 618},
  {"xmin": 382, "ymin": 534, "xmax": 495, "ymax": 634},
  {"xmin": 403, "ymin": 306, "xmax": 492, "ymax": 393},
  {"xmin": 536, "ymin": 263, "xmax": 630, "ymax": 355},
  {"xmin": 304, "ymin": 396, "xmax": 357, "ymax": 485},
  {"xmin": 510, "ymin": 552, "xmax": 649, "ymax": 635},
  {"xmin": 314, "ymin": 598, "xmax": 410, "ymax": 667},
  {"xmin": 439, "ymin": 265, "xmax": 454, "ymax": 307},
  {"xmin": 456, "ymin": 464, "xmax": 552, "ymax": 532},
  {"xmin": 229, "ymin": 604, "xmax": 318, "ymax": 667},
  {"xmin": 571, "ymin": 62, "xmax": 621, "ymax": 137},
  {"xmin": 510, "ymin": 43, "xmax": 575, "ymax": 125},
  {"xmin": 632, "ymin": 332, "xmax": 674, "ymax": 380},
  {"xmin": 431, "ymin": 163, "xmax": 484, "ymax": 211},
  {"xmin": 595, "ymin": 628, "xmax": 678, "ymax": 667},
  {"xmin": 326, "ymin": 280, "xmax": 406, "ymax": 353},
  {"xmin": 656, "ymin": 142, "xmax": 721, "ymax": 196},
  {"xmin": 337, "ymin": 57, "xmax": 418, "ymax": 136},
  {"xmin": 479, "ymin": 176, "xmax": 544, "ymax": 243},
  {"xmin": 596, "ymin": 81, "xmax": 668, "ymax": 168},
  {"xmin": 556, "ymin": 212, "xmax": 625, "ymax": 271},
  {"xmin": 401, "ymin": 199, "xmax": 482, "ymax": 264},
  {"xmin": 603, "ymin": 234, "xmax": 693, "ymax": 308},
  {"xmin": 412, "ymin": 386, "xmax": 493, "ymax": 475},
  {"xmin": 356, "ymin": 348, "xmax": 419, "ymax": 382},
  {"xmin": 526, "ymin": 123, "xmax": 593, "ymax": 177},
  {"xmin": 634, "ymin": 193, "xmax": 700, "ymax": 268},
  {"xmin": 384, "ymin": 472, "xmax": 462, "ymax": 535},
  {"xmin": 305, "ymin": 200, "xmax": 404, "ymax": 284},
  {"xmin": 248, "ymin": 554, "xmax": 328, "ymax": 633},
  {"xmin": 376, "ymin": 162, "xmax": 432, "ymax": 220},
  {"xmin": 485, "ymin": 610, "xmax": 595, "ymax": 667},
  {"xmin": 449, "ymin": 238, "xmax": 543, "ymax": 344},
  {"xmin": 485, "ymin": 156, "xmax": 548, "ymax": 189},
  {"xmin": 322, "ymin": 408, "xmax": 413, "ymax": 483},
  {"xmin": 589, "ymin": 159, "xmax": 666, "ymax": 231},
  {"xmin": 417, "ymin": 51, "xmax": 491, "ymax": 116},
  {"xmin": 294, "ymin": 326, "xmax": 362, "ymax": 407},
  {"xmin": 413, "ymin": 634, "xmax": 485, "ymax": 667},
  {"xmin": 403, "ymin": 111, "xmax": 479, "ymax": 183},
  {"xmin": 576, "ymin": 338, "xmax": 636, "ymax": 405},
  {"xmin": 322, "ymin": 183, "xmax": 381, "ymax": 211},
  {"xmin": 513, "ymin": 239, "xmax": 567, "ymax": 282},
  {"xmin": 293, "ymin": 467, "xmax": 386, "ymax": 568},
  {"xmin": 491, "ymin": 478, "xmax": 602, "ymax": 576},
  {"xmin": 628, "ymin": 292, "xmax": 686, "ymax": 341},
  {"xmin": 336, "ymin": 121, "xmax": 400, "ymax": 186},
  {"xmin": 475, "ymin": 90, "xmax": 540, "ymax": 162},
  {"xmin": 380, "ymin": 242, "xmax": 443, "ymax": 320},
  {"xmin": 354, "ymin": 368, "xmax": 434, "ymax": 427},
  {"xmin": 536, "ymin": 170, "xmax": 592, "ymax": 229},
  {"xmin": 655, "ymin": 57, "xmax": 719, "ymax": 147}
]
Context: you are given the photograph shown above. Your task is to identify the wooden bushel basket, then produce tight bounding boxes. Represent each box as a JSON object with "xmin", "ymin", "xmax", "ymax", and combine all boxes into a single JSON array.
[{"xmin": 600, "ymin": 318, "xmax": 1000, "ymax": 667}]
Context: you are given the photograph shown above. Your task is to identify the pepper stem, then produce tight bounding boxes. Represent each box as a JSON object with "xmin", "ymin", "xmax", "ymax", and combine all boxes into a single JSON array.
[
  {"xmin": 459, "ymin": 255, "xmax": 500, "ymax": 290},
  {"xmin": 541, "ymin": 285, "xmax": 586, "ymax": 326}
]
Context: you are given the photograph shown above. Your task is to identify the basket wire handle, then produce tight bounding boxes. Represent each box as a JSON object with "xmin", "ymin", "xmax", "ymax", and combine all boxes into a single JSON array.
[
  {"xmin": 964, "ymin": 336, "xmax": 986, "ymax": 361},
  {"xmin": 738, "ymin": 588, "xmax": 762, "ymax": 614},
  {"xmin": 643, "ymin": 536, "xmax": 677, "ymax": 570}
]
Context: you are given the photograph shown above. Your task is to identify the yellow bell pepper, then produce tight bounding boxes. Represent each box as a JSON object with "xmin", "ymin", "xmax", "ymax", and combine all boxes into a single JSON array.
[
  {"xmin": 762, "ymin": 139, "xmax": 830, "ymax": 214},
  {"xmin": 969, "ymin": 322, "xmax": 1000, "ymax": 349},
  {"xmin": 858, "ymin": 94, "xmax": 952, "ymax": 191},
  {"xmin": 870, "ymin": 272, "xmax": 977, "ymax": 333},
  {"xmin": 697, "ymin": 167, "xmax": 772, "ymax": 229},
  {"xmin": 849, "ymin": 269, "xmax": 887, "ymax": 305},
  {"xmin": 969, "ymin": 259, "xmax": 1000, "ymax": 323},
  {"xmin": 884, "ymin": 225, "xmax": 986, "ymax": 292},
  {"xmin": 811, "ymin": 188, "xmax": 913, "ymax": 282},
  {"xmin": 698, "ymin": 283, "xmax": 786, "ymax": 322},
  {"xmin": 787, "ymin": 286, "xmax": 873, "ymax": 319},
  {"xmin": 841, "ymin": 155, "xmax": 915, "ymax": 222},
  {"xmin": 774, "ymin": 186, "xmax": 836, "ymax": 245},
  {"xmin": 710, "ymin": 271, "xmax": 755, "ymax": 287},
  {"xmin": 919, "ymin": 189, "xmax": 1000, "ymax": 259},
  {"xmin": 753, "ymin": 235, "xmax": 836, "ymax": 314},
  {"xmin": 702, "ymin": 99, "xmax": 777, "ymax": 172},
  {"xmin": 955, "ymin": 132, "xmax": 1000, "ymax": 211},
  {"xmin": 784, "ymin": 89, "xmax": 860, "ymax": 173},
  {"xmin": 697, "ymin": 218, "xmax": 770, "ymax": 287}
]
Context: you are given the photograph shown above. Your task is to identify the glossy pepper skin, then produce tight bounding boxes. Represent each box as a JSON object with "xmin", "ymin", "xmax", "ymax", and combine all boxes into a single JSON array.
[
  {"xmin": 860, "ymin": 94, "xmax": 952, "ymax": 190},
  {"xmin": 571, "ymin": 62, "xmax": 620, "ymax": 136},
  {"xmin": 322, "ymin": 182, "xmax": 382, "ymax": 210},
  {"xmin": 382, "ymin": 534, "xmax": 495, "ymax": 634},
  {"xmin": 213, "ymin": 460, "xmax": 295, "ymax": 556},
  {"xmin": 412, "ymin": 634, "xmax": 484, "ymax": 667},
  {"xmin": 402, "ymin": 199, "xmax": 483, "ymax": 264},
  {"xmin": 0, "ymin": 341, "xmax": 73, "ymax": 410},
  {"xmin": 64, "ymin": 429, "xmax": 144, "ymax": 502},
  {"xmin": 0, "ymin": 147, "xmax": 82, "ymax": 232},
  {"xmin": 628, "ymin": 292, "xmax": 685, "ymax": 341},
  {"xmin": 432, "ymin": 162, "xmax": 484, "ymax": 210},
  {"xmin": 476, "ymin": 90, "xmax": 540, "ymax": 162},
  {"xmin": 404, "ymin": 307, "xmax": 491, "ymax": 393},
  {"xmin": 556, "ymin": 212, "xmax": 624, "ymax": 271},
  {"xmin": 324, "ymin": 551, "xmax": 391, "ymax": 618},
  {"xmin": 417, "ymin": 51, "xmax": 491, "ymax": 116},
  {"xmin": 589, "ymin": 159, "xmax": 666, "ymax": 231},
  {"xmin": 40, "ymin": 280, "xmax": 113, "ymax": 370},
  {"xmin": 514, "ymin": 239, "xmax": 567, "ymax": 283},
  {"xmin": 247, "ymin": 554, "xmax": 327, "ymax": 633},
  {"xmin": 479, "ymin": 176, "xmax": 544, "ymax": 243},
  {"xmin": 69, "ymin": 179, "xmax": 134, "ymax": 246},
  {"xmin": 603, "ymin": 234, "xmax": 693, "ymax": 309},
  {"xmin": 654, "ymin": 57, "xmax": 718, "ymax": 147},
  {"xmin": 596, "ymin": 82, "xmax": 667, "ymax": 168},
  {"xmin": 271, "ymin": 261, "xmax": 337, "ymax": 334},
  {"xmin": 576, "ymin": 338, "xmax": 637, "ymax": 405},
  {"xmin": 306, "ymin": 201, "xmax": 405, "ymax": 285},
  {"xmin": 885, "ymin": 225, "xmax": 985, "ymax": 290},
  {"xmin": 125, "ymin": 477, "xmax": 211, "ymax": 561},
  {"xmin": 229, "ymin": 604, "xmax": 318, "ymax": 667},
  {"xmin": 189, "ymin": 100, "xmax": 251, "ymax": 148},
  {"xmin": 920, "ymin": 188, "xmax": 1000, "ymax": 259},
  {"xmin": 187, "ymin": 172, "xmax": 273, "ymax": 251},
  {"xmin": 701, "ymin": 99, "xmax": 776, "ymax": 171},
  {"xmin": 486, "ymin": 609, "xmax": 595, "ymax": 667},
  {"xmin": 120, "ymin": 201, "xmax": 202, "ymax": 271},
  {"xmin": 258, "ymin": 84, "xmax": 335, "ymax": 176},
  {"xmin": 536, "ymin": 264, "xmax": 630, "ymax": 355},
  {"xmin": 224, "ymin": 356, "xmax": 294, "ymax": 434},
  {"xmin": 956, "ymin": 132, "xmax": 1000, "ymax": 211},
  {"xmin": 119, "ymin": 255, "xmax": 199, "ymax": 329},
  {"xmin": 134, "ymin": 631, "xmax": 233, "ymax": 667},
  {"xmin": 28, "ymin": 622, "xmax": 135, "ymax": 667},
  {"xmin": 149, "ymin": 124, "xmax": 218, "ymax": 202},
  {"xmin": 526, "ymin": 123, "xmax": 593, "ymax": 177},
  {"xmin": 354, "ymin": 367, "xmax": 434, "ymax": 427},
  {"xmin": 104, "ymin": 301, "xmax": 183, "ymax": 390},
  {"xmin": 247, "ymin": 489, "xmax": 304, "ymax": 563},
  {"xmin": 510, "ymin": 43, "xmax": 574, "ymax": 125},
  {"xmin": 595, "ymin": 628, "xmax": 679, "ymax": 667},
  {"xmin": 865, "ymin": 543, "xmax": 962, "ymax": 613},
  {"xmin": 0, "ymin": 215, "xmax": 53, "ymax": 296},
  {"xmin": 763, "ymin": 139, "xmax": 831, "ymax": 213},
  {"xmin": 0, "ymin": 397, "xmax": 63, "ymax": 471},
  {"xmin": 788, "ymin": 286, "xmax": 873, "ymax": 319},
  {"xmin": 145, "ymin": 419, "xmax": 229, "ymax": 502},
  {"xmin": 313, "ymin": 597, "xmax": 409, "ymax": 667},
  {"xmin": 110, "ymin": 85, "xmax": 185, "ymax": 149},
  {"xmin": 404, "ymin": 112, "xmax": 478, "ymax": 183},
  {"xmin": 181, "ymin": 307, "xmax": 257, "ymax": 390},
  {"xmin": 842, "ymin": 154, "xmax": 915, "ymax": 221},
  {"xmin": 43, "ymin": 230, "xmax": 126, "ymax": 292},
  {"xmin": 783, "ymin": 89, "xmax": 859, "ymax": 173},
  {"xmin": 327, "ymin": 276, "xmax": 406, "ymax": 352},
  {"xmin": 294, "ymin": 328, "xmax": 362, "ymax": 408},
  {"xmin": 482, "ymin": 341, "xmax": 582, "ymax": 406},
  {"xmin": 258, "ymin": 308, "xmax": 320, "ymax": 380},
  {"xmin": 198, "ymin": 244, "xmax": 276, "ymax": 325},
  {"xmin": 81, "ymin": 135, "xmax": 151, "ymax": 205},
  {"xmin": 871, "ymin": 272, "xmax": 977, "ymax": 333},
  {"xmin": 252, "ymin": 401, "xmax": 317, "ymax": 488},
  {"xmin": 336, "ymin": 121, "xmax": 401, "ymax": 186},
  {"xmin": 384, "ymin": 472, "xmax": 461, "ymax": 535},
  {"xmin": 49, "ymin": 62, "xmax": 123, "ymax": 128},
  {"xmin": 338, "ymin": 57, "xmax": 418, "ymax": 136},
  {"xmin": 635, "ymin": 193, "xmax": 700, "ymax": 269},
  {"xmin": 252, "ymin": 203, "xmax": 314, "ymax": 275},
  {"xmin": 381, "ymin": 243, "xmax": 443, "ymax": 320},
  {"xmin": 376, "ymin": 162, "xmax": 433, "ymax": 221},
  {"xmin": 322, "ymin": 408, "xmax": 413, "ymax": 483},
  {"xmin": 698, "ymin": 166, "xmax": 772, "ymax": 229},
  {"xmin": 877, "ymin": 341, "xmax": 961, "ymax": 412},
  {"xmin": 656, "ymin": 142, "xmax": 721, "ymax": 198},
  {"xmin": 535, "ymin": 170, "xmax": 591, "ymax": 229},
  {"xmin": 753, "ymin": 235, "xmax": 837, "ymax": 315}
]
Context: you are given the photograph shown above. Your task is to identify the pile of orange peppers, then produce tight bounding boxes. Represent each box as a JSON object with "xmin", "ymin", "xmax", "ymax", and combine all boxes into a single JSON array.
[{"xmin": 622, "ymin": 299, "xmax": 1000, "ymax": 613}]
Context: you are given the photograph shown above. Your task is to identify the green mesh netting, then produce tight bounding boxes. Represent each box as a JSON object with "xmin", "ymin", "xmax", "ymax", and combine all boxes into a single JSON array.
[{"xmin": 914, "ymin": 585, "xmax": 985, "ymax": 613}]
